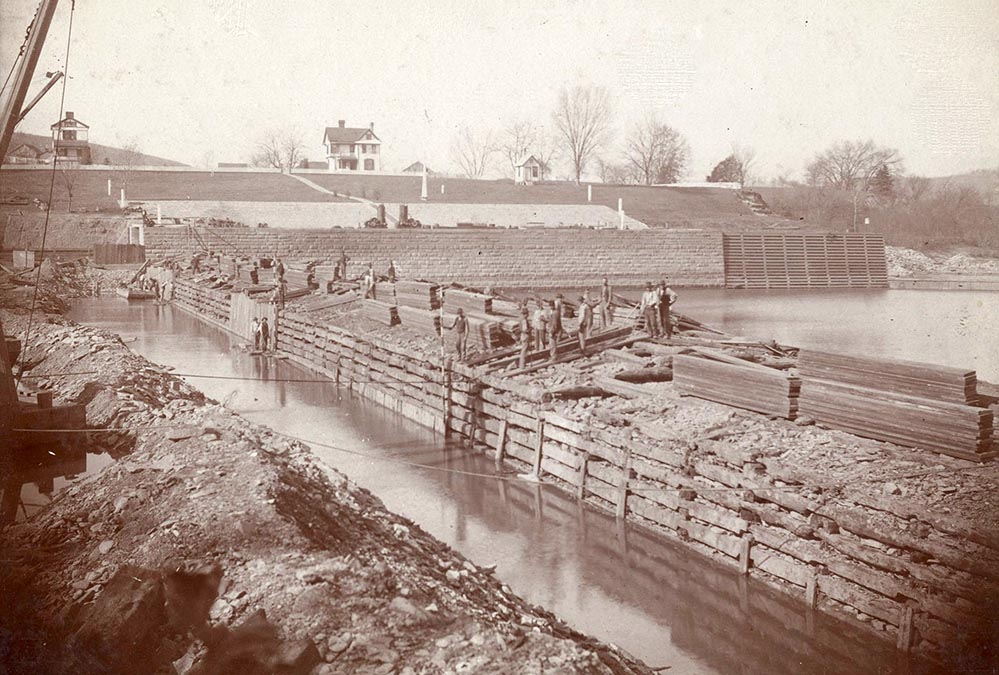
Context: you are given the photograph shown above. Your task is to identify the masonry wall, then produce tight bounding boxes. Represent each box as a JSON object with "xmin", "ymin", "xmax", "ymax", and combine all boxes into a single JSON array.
[{"xmin": 146, "ymin": 227, "xmax": 726, "ymax": 288}]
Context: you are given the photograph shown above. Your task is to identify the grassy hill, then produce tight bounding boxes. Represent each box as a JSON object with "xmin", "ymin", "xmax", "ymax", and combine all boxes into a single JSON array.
[{"xmin": 8, "ymin": 131, "xmax": 187, "ymax": 167}]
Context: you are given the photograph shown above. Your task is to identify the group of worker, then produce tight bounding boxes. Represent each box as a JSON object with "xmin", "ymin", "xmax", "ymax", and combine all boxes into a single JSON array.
[
  {"xmin": 638, "ymin": 279, "xmax": 678, "ymax": 338},
  {"xmin": 249, "ymin": 317, "xmax": 271, "ymax": 352},
  {"xmin": 447, "ymin": 276, "xmax": 677, "ymax": 366}
]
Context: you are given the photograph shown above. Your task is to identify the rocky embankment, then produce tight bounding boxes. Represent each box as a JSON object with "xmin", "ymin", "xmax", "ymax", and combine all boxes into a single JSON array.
[
  {"xmin": 0, "ymin": 296, "xmax": 651, "ymax": 673},
  {"xmin": 886, "ymin": 246, "xmax": 999, "ymax": 277}
]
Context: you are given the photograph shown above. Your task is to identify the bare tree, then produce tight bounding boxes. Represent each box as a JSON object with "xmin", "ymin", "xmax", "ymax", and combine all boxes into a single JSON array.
[
  {"xmin": 59, "ymin": 166, "xmax": 77, "ymax": 212},
  {"xmin": 531, "ymin": 125, "xmax": 560, "ymax": 181},
  {"xmin": 597, "ymin": 158, "xmax": 631, "ymax": 185},
  {"xmin": 251, "ymin": 129, "xmax": 305, "ymax": 171},
  {"xmin": 622, "ymin": 115, "xmax": 689, "ymax": 185},
  {"xmin": 500, "ymin": 120, "xmax": 536, "ymax": 178},
  {"xmin": 806, "ymin": 140, "xmax": 903, "ymax": 191},
  {"xmin": 732, "ymin": 143, "xmax": 756, "ymax": 187},
  {"xmin": 449, "ymin": 125, "xmax": 496, "ymax": 179},
  {"xmin": 113, "ymin": 140, "xmax": 143, "ymax": 194},
  {"xmin": 552, "ymin": 85, "xmax": 612, "ymax": 183}
]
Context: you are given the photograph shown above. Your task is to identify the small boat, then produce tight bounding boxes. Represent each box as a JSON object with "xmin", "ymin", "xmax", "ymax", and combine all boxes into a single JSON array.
[{"xmin": 116, "ymin": 287, "xmax": 157, "ymax": 300}]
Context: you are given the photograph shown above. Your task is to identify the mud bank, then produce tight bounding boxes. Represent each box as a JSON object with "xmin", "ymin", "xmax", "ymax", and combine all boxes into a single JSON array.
[
  {"xmin": 167, "ymin": 272, "xmax": 999, "ymax": 671},
  {"xmin": 0, "ymin": 306, "xmax": 652, "ymax": 674}
]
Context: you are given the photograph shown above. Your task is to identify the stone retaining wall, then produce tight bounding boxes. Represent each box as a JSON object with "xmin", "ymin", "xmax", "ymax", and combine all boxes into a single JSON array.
[{"xmin": 148, "ymin": 227, "xmax": 726, "ymax": 288}]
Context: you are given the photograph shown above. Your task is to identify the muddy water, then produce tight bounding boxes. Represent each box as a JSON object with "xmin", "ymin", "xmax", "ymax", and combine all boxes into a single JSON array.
[{"xmin": 64, "ymin": 298, "xmax": 928, "ymax": 675}]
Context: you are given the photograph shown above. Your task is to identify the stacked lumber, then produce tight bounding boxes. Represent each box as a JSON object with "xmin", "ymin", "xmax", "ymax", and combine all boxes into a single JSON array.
[
  {"xmin": 443, "ymin": 288, "xmax": 493, "ymax": 314},
  {"xmin": 360, "ymin": 299, "xmax": 399, "ymax": 327},
  {"xmin": 674, "ymin": 354, "xmax": 799, "ymax": 418},
  {"xmin": 395, "ymin": 280, "xmax": 440, "ymax": 310},
  {"xmin": 797, "ymin": 350, "xmax": 993, "ymax": 461},
  {"xmin": 442, "ymin": 311, "xmax": 505, "ymax": 350},
  {"xmin": 396, "ymin": 305, "xmax": 441, "ymax": 335},
  {"xmin": 283, "ymin": 267, "xmax": 313, "ymax": 290}
]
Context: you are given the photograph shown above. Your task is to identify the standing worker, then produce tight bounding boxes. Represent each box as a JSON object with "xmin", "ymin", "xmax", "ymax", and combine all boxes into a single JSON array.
[
  {"xmin": 658, "ymin": 279, "xmax": 678, "ymax": 338},
  {"xmin": 518, "ymin": 305, "xmax": 531, "ymax": 368},
  {"xmin": 532, "ymin": 300, "xmax": 548, "ymax": 351},
  {"xmin": 251, "ymin": 317, "xmax": 260, "ymax": 351},
  {"xmin": 450, "ymin": 308, "xmax": 469, "ymax": 361},
  {"xmin": 547, "ymin": 300, "xmax": 560, "ymax": 360},
  {"xmin": 387, "ymin": 259, "xmax": 399, "ymax": 282},
  {"xmin": 260, "ymin": 318, "xmax": 271, "ymax": 352},
  {"xmin": 577, "ymin": 295, "xmax": 593, "ymax": 354},
  {"xmin": 552, "ymin": 294, "xmax": 566, "ymax": 340},
  {"xmin": 334, "ymin": 248, "xmax": 350, "ymax": 281},
  {"xmin": 275, "ymin": 257, "xmax": 285, "ymax": 281},
  {"xmin": 599, "ymin": 277, "xmax": 613, "ymax": 328},
  {"xmin": 638, "ymin": 283, "xmax": 661, "ymax": 337}
]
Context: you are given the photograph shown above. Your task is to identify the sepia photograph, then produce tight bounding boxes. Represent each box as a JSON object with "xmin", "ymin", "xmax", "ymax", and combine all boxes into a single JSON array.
[{"xmin": 1, "ymin": 1, "xmax": 997, "ymax": 673}]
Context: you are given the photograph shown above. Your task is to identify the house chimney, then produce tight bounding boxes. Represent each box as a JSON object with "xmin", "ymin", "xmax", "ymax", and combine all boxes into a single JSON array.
[
  {"xmin": 370, "ymin": 122, "xmax": 374, "ymax": 130},
  {"xmin": 65, "ymin": 111, "xmax": 74, "ymax": 119},
  {"xmin": 338, "ymin": 119, "xmax": 345, "ymax": 129}
]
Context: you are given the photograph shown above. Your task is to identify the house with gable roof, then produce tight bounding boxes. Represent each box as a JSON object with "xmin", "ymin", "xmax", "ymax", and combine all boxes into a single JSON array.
[
  {"xmin": 323, "ymin": 120, "xmax": 381, "ymax": 172},
  {"xmin": 515, "ymin": 155, "xmax": 544, "ymax": 184},
  {"xmin": 50, "ymin": 111, "xmax": 92, "ymax": 164}
]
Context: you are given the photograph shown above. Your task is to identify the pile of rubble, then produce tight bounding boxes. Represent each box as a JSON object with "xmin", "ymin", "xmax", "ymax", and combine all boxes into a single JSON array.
[
  {"xmin": 887, "ymin": 246, "xmax": 999, "ymax": 277},
  {"xmin": 0, "ymin": 309, "xmax": 652, "ymax": 674}
]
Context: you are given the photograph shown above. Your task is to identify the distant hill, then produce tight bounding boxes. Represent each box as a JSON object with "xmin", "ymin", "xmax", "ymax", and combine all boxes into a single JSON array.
[
  {"xmin": 926, "ymin": 169, "xmax": 999, "ymax": 196},
  {"xmin": 8, "ymin": 131, "xmax": 187, "ymax": 167}
]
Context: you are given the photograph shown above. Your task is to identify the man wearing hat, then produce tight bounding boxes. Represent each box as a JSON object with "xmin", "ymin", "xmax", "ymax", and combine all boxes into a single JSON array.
[
  {"xmin": 658, "ymin": 279, "xmax": 678, "ymax": 338},
  {"xmin": 638, "ymin": 283, "xmax": 661, "ymax": 337}
]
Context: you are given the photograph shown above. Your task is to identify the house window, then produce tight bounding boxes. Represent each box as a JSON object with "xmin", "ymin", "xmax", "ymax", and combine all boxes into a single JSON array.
[
  {"xmin": 62, "ymin": 130, "xmax": 76, "ymax": 141},
  {"xmin": 350, "ymin": 144, "xmax": 356, "ymax": 154},
  {"xmin": 364, "ymin": 159, "xmax": 374, "ymax": 170},
  {"xmin": 532, "ymin": 166, "xmax": 539, "ymax": 178},
  {"xmin": 371, "ymin": 145, "xmax": 378, "ymax": 154}
]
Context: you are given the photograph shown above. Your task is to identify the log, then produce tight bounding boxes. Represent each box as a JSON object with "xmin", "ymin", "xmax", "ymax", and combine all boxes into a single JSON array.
[
  {"xmin": 613, "ymin": 366, "xmax": 673, "ymax": 383},
  {"xmin": 546, "ymin": 385, "xmax": 612, "ymax": 401}
]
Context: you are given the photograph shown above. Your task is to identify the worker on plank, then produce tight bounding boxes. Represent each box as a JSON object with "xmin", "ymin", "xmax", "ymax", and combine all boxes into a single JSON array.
[
  {"xmin": 547, "ymin": 300, "xmax": 560, "ymax": 360},
  {"xmin": 532, "ymin": 300, "xmax": 548, "ymax": 351},
  {"xmin": 577, "ymin": 295, "xmax": 593, "ymax": 355},
  {"xmin": 638, "ymin": 283, "xmax": 661, "ymax": 337},
  {"xmin": 518, "ymin": 304, "xmax": 532, "ymax": 368},
  {"xmin": 450, "ymin": 308, "xmax": 469, "ymax": 361},
  {"xmin": 658, "ymin": 278, "xmax": 678, "ymax": 338},
  {"xmin": 599, "ymin": 277, "xmax": 613, "ymax": 327}
]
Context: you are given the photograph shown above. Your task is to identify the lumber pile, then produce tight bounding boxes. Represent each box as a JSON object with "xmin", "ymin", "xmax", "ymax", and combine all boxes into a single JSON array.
[
  {"xmin": 443, "ymin": 288, "xmax": 493, "ymax": 314},
  {"xmin": 395, "ymin": 280, "xmax": 440, "ymax": 311},
  {"xmin": 674, "ymin": 354, "xmax": 799, "ymax": 418},
  {"xmin": 360, "ymin": 299, "xmax": 399, "ymax": 327},
  {"xmin": 283, "ymin": 267, "xmax": 313, "ymax": 290},
  {"xmin": 396, "ymin": 305, "xmax": 441, "ymax": 335},
  {"xmin": 797, "ymin": 350, "xmax": 994, "ymax": 461}
]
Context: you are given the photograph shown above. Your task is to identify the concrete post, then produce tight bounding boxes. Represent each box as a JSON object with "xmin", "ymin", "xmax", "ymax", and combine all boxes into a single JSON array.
[
  {"xmin": 107, "ymin": 178, "xmax": 111, "ymax": 196},
  {"xmin": 119, "ymin": 188, "xmax": 126, "ymax": 208},
  {"xmin": 588, "ymin": 184, "xmax": 592, "ymax": 202},
  {"xmin": 421, "ymin": 167, "xmax": 428, "ymax": 201},
  {"xmin": 618, "ymin": 198, "xmax": 625, "ymax": 230}
]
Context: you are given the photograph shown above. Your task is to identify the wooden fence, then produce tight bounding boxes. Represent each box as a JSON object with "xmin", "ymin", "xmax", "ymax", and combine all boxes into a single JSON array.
[
  {"xmin": 723, "ymin": 233, "xmax": 888, "ymax": 289},
  {"xmin": 92, "ymin": 243, "xmax": 145, "ymax": 265}
]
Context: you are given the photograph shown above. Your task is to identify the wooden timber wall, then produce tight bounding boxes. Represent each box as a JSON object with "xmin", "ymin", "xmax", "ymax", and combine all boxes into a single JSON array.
[
  {"xmin": 723, "ymin": 233, "xmax": 888, "ymax": 289},
  {"xmin": 168, "ymin": 276, "xmax": 997, "ymax": 666}
]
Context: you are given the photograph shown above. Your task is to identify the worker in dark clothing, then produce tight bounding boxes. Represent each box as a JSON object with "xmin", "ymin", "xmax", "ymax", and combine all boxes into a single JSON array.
[
  {"xmin": 552, "ymin": 294, "xmax": 565, "ymax": 339},
  {"xmin": 335, "ymin": 248, "xmax": 349, "ymax": 281},
  {"xmin": 577, "ymin": 295, "xmax": 593, "ymax": 354},
  {"xmin": 599, "ymin": 277, "xmax": 613, "ymax": 327},
  {"xmin": 275, "ymin": 258, "xmax": 285, "ymax": 281},
  {"xmin": 250, "ymin": 265, "xmax": 259, "ymax": 285},
  {"xmin": 547, "ymin": 300, "xmax": 560, "ymax": 360},
  {"xmin": 658, "ymin": 279, "xmax": 678, "ymax": 338},
  {"xmin": 450, "ymin": 309, "xmax": 469, "ymax": 361},
  {"xmin": 518, "ymin": 305, "xmax": 531, "ymax": 369},
  {"xmin": 259, "ymin": 318, "xmax": 271, "ymax": 352},
  {"xmin": 387, "ymin": 259, "xmax": 399, "ymax": 282}
]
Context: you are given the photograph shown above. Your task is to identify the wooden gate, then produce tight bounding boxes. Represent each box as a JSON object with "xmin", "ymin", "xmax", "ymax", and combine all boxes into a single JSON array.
[{"xmin": 723, "ymin": 233, "xmax": 887, "ymax": 289}]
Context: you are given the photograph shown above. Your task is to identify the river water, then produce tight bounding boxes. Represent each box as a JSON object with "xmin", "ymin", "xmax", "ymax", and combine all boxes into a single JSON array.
[{"xmin": 51, "ymin": 295, "xmax": 967, "ymax": 674}]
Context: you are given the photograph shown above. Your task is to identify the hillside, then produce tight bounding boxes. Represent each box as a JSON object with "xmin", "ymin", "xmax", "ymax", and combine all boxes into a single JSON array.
[
  {"xmin": 927, "ymin": 168, "xmax": 999, "ymax": 197},
  {"xmin": 8, "ymin": 131, "xmax": 187, "ymax": 167}
]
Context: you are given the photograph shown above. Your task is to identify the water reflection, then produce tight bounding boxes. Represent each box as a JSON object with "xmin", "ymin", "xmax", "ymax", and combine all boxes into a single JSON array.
[{"xmin": 67, "ymin": 298, "xmax": 946, "ymax": 674}]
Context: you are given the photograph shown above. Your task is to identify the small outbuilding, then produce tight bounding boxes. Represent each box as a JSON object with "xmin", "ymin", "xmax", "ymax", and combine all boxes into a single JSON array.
[{"xmin": 514, "ymin": 155, "xmax": 544, "ymax": 185}]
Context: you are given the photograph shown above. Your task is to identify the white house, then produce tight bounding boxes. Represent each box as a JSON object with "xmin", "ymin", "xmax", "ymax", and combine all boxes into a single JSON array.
[
  {"xmin": 323, "ymin": 120, "xmax": 381, "ymax": 172},
  {"xmin": 515, "ymin": 155, "xmax": 544, "ymax": 184},
  {"xmin": 50, "ymin": 111, "xmax": 92, "ymax": 164}
]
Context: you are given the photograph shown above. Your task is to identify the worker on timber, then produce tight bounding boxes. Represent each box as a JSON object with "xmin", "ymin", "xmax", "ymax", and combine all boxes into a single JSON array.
[
  {"xmin": 277, "ymin": 277, "xmax": 288, "ymax": 309},
  {"xmin": 518, "ymin": 304, "xmax": 531, "ymax": 369},
  {"xmin": 531, "ymin": 300, "xmax": 548, "ymax": 351},
  {"xmin": 387, "ymin": 259, "xmax": 399, "ymax": 282},
  {"xmin": 450, "ymin": 308, "xmax": 469, "ymax": 361},
  {"xmin": 363, "ymin": 262, "xmax": 377, "ymax": 299},
  {"xmin": 552, "ymin": 294, "xmax": 566, "ymax": 339},
  {"xmin": 599, "ymin": 277, "xmax": 613, "ymax": 327},
  {"xmin": 251, "ymin": 318, "xmax": 260, "ymax": 351},
  {"xmin": 547, "ymin": 300, "xmax": 560, "ymax": 360},
  {"xmin": 577, "ymin": 295, "xmax": 593, "ymax": 354},
  {"xmin": 191, "ymin": 254, "xmax": 201, "ymax": 274},
  {"xmin": 275, "ymin": 258, "xmax": 285, "ymax": 280},
  {"xmin": 335, "ymin": 248, "xmax": 349, "ymax": 281},
  {"xmin": 250, "ymin": 264, "xmax": 259, "ymax": 285},
  {"xmin": 657, "ymin": 279, "xmax": 678, "ymax": 338},
  {"xmin": 259, "ymin": 318, "xmax": 270, "ymax": 352},
  {"xmin": 638, "ymin": 283, "xmax": 661, "ymax": 337}
]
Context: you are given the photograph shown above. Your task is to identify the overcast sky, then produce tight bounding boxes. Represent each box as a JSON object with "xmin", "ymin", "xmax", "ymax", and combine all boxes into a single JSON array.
[{"xmin": 2, "ymin": 0, "xmax": 996, "ymax": 180}]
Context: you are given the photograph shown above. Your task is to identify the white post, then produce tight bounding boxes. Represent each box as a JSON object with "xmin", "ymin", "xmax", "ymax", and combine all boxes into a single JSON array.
[
  {"xmin": 119, "ymin": 188, "xmax": 126, "ymax": 208},
  {"xmin": 107, "ymin": 178, "xmax": 111, "ymax": 196},
  {"xmin": 156, "ymin": 204, "xmax": 162, "ymax": 225},
  {"xmin": 441, "ymin": 184, "xmax": 445, "ymax": 195},
  {"xmin": 618, "ymin": 198, "xmax": 625, "ymax": 230},
  {"xmin": 421, "ymin": 167, "xmax": 428, "ymax": 201},
  {"xmin": 588, "ymin": 184, "xmax": 592, "ymax": 202}
]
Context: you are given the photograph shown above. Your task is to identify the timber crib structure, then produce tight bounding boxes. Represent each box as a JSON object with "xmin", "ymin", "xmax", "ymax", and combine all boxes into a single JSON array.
[{"xmin": 166, "ymin": 273, "xmax": 997, "ymax": 666}]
